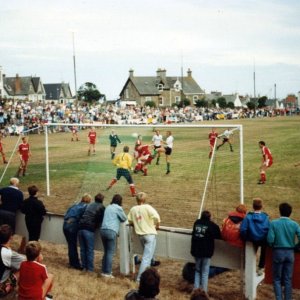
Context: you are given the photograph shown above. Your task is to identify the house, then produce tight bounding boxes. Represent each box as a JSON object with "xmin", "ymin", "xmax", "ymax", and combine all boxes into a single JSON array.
[
  {"xmin": 284, "ymin": 94, "xmax": 297, "ymax": 108},
  {"xmin": 2, "ymin": 72, "xmax": 46, "ymax": 102},
  {"xmin": 43, "ymin": 83, "xmax": 73, "ymax": 104},
  {"xmin": 223, "ymin": 94, "xmax": 242, "ymax": 107},
  {"xmin": 119, "ymin": 68, "xmax": 204, "ymax": 107}
]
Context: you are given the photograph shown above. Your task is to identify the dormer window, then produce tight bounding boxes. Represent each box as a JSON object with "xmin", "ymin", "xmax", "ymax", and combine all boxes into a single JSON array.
[
  {"xmin": 158, "ymin": 84, "xmax": 164, "ymax": 92},
  {"xmin": 174, "ymin": 79, "xmax": 181, "ymax": 91}
]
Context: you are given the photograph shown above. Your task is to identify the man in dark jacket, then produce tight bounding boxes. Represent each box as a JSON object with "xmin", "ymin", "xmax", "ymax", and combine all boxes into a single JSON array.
[
  {"xmin": 191, "ymin": 210, "xmax": 221, "ymax": 293},
  {"xmin": 0, "ymin": 178, "xmax": 24, "ymax": 232},
  {"xmin": 78, "ymin": 193, "xmax": 105, "ymax": 272}
]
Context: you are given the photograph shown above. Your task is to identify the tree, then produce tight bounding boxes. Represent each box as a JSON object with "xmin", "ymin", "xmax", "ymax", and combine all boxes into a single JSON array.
[
  {"xmin": 77, "ymin": 82, "xmax": 104, "ymax": 103},
  {"xmin": 144, "ymin": 100, "xmax": 156, "ymax": 108},
  {"xmin": 195, "ymin": 99, "xmax": 208, "ymax": 108},
  {"xmin": 226, "ymin": 102, "xmax": 235, "ymax": 109},
  {"xmin": 211, "ymin": 99, "xmax": 217, "ymax": 108},
  {"xmin": 178, "ymin": 98, "xmax": 191, "ymax": 108},
  {"xmin": 257, "ymin": 96, "xmax": 268, "ymax": 108},
  {"xmin": 247, "ymin": 102, "xmax": 256, "ymax": 110},
  {"xmin": 217, "ymin": 97, "xmax": 227, "ymax": 109}
]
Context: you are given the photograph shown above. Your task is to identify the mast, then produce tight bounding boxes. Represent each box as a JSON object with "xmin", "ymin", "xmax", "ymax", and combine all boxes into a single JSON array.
[{"xmin": 72, "ymin": 32, "xmax": 78, "ymax": 110}]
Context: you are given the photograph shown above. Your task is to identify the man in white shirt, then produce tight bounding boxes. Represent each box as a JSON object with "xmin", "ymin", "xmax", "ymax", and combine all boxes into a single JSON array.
[
  {"xmin": 151, "ymin": 130, "xmax": 163, "ymax": 165},
  {"xmin": 128, "ymin": 192, "xmax": 160, "ymax": 282},
  {"xmin": 216, "ymin": 128, "xmax": 234, "ymax": 152}
]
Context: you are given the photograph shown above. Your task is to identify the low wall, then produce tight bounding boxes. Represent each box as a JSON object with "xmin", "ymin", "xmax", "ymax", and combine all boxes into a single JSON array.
[{"xmin": 15, "ymin": 212, "xmax": 261, "ymax": 300}]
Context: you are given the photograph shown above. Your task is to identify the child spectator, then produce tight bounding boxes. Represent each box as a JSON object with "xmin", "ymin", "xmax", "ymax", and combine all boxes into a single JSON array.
[
  {"xmin": 124, "ymin": 267, "xmax": 160, "ymax": 300},
  {"xmin": 0, "ymin": 224, "xmax": 25, "ymax": 297},
  {"xmin": 191, "ymin": 211, "xmax": 221, "ymax": 293},
  {"xmin": 221, "ymin": 204, "xmax": 247, "ymax": 248},
  {"xmin": 190, "ymin": 288, "xmax": 210, "ymax": 300},
  {"xmin": 21, "ymin": 185, "xmax": 46, "ymax": 241},
  {"xmin": 18, "ymin": 241, "xmax": 54, "ymax": 300},
  {"xmin": 240, "ymin": 198, "xmax": 269, "ymax": 275}
]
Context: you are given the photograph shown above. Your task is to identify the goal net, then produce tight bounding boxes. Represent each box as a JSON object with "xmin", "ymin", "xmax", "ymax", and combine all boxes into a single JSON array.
[{"xmin": 43, "ymin": 123, "xmax": 243, "ymax": 228}]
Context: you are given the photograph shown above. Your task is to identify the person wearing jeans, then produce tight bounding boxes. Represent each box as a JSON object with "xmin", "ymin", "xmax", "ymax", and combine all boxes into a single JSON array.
[
  {"xmin": 78, "ymin": 193, "xmax": 105, "ymax": 272},
  {"xmin": 63, "ymin": 193, "xmax": 91, "ymax": 269},
  {"xmin": 128, "ymin": 192, "xmax": 160, "ymax": 282},
  {"xmin": 191, "ymin": 211, "xmax": 221, "ymax": 293},
  {"xmin": 267, "ymin": 202, "xmax": 300, "ymax": 300},
  {"xmin": 100, "ymin": 194, "xmax": 127, "ymax": 277}
]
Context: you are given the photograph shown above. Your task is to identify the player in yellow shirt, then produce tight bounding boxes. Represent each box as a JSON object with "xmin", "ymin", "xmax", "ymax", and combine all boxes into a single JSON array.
[{"xmin": 106, "ymin": 146, "xmax": 136, "ymax": 197}]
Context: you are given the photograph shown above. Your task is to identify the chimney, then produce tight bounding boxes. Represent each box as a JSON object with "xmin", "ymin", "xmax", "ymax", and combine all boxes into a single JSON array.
[
  {"xmin": 187, "ymin": 68, "xmax": 192, "ymax": 77},
  {"xmin": 156, "ymin": 68, "xmax": 166, "ymax": 80},
  {"xmin": 15, "ymin": 74, "xmax": 21, "ymax": 93},
  {"xmin": 129, "ymin": 69, "xmax": 134, "ymax": 78}
]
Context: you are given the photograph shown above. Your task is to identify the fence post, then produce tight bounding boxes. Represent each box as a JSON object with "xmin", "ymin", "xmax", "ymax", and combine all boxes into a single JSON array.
[
  {"xmin": 119, "ymin": 223, "xmax": 130, "ymax": 275},
  {"xmin": 245, "ymin": 242, "xmax": 264, "ymax": 299}
]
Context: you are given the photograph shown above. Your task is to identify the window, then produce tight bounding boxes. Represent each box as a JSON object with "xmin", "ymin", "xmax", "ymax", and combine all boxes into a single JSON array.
[
  {"xmin": 175, "ymin": 96, "xmax": 181, "ymax": 103},
  {"xmin": 158, "ymin": 84, "xmax": 163, "ymax": 92},
  {"xmin": 145, "ymin": 96, "xmax": 152, "ymax": 102},
  {"xmin": 159, "ymin": 97, "xmax": 164, "ymax": 106},
  {"xmin": 175, "ymin": 84, "xmax": 180, "ymax": 91},
  {"xmin": 125, "ymin": 88, "xmax": 129, "ymax": 99},
  {"xmin": 193, "ymin": 95, "xmax": 198, "ymax": 104}
]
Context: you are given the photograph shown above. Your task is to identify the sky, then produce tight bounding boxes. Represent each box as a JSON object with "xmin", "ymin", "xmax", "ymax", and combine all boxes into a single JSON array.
[{"xmin": 1, "ymin": 0, "xmax": 300, "ymax": 99}]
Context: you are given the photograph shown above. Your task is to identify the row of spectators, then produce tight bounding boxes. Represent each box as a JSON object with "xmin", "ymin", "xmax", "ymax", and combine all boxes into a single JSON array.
[{"xmin": 0, "ymin": 100, "xmax": 298, "ymax": 135}]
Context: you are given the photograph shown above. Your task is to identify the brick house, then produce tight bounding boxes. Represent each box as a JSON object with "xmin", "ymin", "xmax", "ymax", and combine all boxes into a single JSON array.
[
  {"xmin": 119, "ymin": 68, "xmax": 204, "ymax": 107},
  {"xmin": 284, "ymin": 94, "xmax": 297, "ymax": 108}
]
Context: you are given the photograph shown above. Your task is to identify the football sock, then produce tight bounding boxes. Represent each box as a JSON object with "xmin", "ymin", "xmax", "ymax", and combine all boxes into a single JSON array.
[
  {"xmin": 129, "ymin": 184, "xmax": 136, "ymax": 196},
  {"xmin": 167, "ymin": 162, "xmax": 170, "ymax": 172},
  {"xmin": 109, "ymin": 178, "xmax": 117, "ymax": 188}
]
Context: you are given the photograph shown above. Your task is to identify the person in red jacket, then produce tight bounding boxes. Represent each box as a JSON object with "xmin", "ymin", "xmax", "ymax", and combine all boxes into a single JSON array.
[
  {"xmin": 17, "ymin": 137, "xmax": 31, "ymax": 177},
  {"xmin": 221, "ymin": 204, "xmax": 247, "ymax": 248}
]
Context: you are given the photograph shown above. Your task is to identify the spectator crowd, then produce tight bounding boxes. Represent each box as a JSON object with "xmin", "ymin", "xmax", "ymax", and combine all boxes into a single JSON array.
[{"xmin": 0, "ymin": 100, "xmax": 298, "ymax": 136}]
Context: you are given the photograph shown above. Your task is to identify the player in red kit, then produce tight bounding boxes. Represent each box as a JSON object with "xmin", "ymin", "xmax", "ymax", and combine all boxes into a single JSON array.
[
  {"xmin": 208, "ymin": 128, "xmax": 218, "ymax": 159},
  {"xmin": 17, "ymin": 137, "xmax": 31, "ymax": 177},
  {"xmin": 87, "ymin": 127, "xmax": 97, "ymax": 156},
  {"xmin": 133, "ymin": 144, "xmax": 153, "ymax": 176},
  {"xmin": 258, "ymin": 141, "xmax": 273, "ymax": 184}
]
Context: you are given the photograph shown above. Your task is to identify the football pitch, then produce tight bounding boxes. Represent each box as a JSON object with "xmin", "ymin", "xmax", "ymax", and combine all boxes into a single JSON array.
[{"xmin": 1, "ymin": 116, "xmax": 299, "ymax": 228}]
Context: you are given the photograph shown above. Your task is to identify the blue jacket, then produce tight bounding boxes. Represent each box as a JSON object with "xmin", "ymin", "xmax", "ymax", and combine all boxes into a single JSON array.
[
  {"xmin": 64, "ymin": 202, "xmax": 87, "ymax": 222},
  {"xmin": 101, "ymin": 204, "xmax": 127, "ymax": 234},
  {"xmin": 240, "ymin": 211, "xmax": 269, "ymax": 242}
]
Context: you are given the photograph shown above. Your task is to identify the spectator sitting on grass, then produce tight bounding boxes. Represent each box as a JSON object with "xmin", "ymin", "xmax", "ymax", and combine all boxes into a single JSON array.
[
  {"xmin": 0, "ymin": 224, "xmax": 25, "ymax": 297},
  {"xmin": 125, "ymin": 267, "xmax": 160, "ymax": 300},
  {"xmin": 18, "ymin": 241, "xmax": 54, "ymax": 300}
]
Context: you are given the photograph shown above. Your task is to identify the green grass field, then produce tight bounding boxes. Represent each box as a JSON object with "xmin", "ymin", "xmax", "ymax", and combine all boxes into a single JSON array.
[
  {"xmin": 1, "ymin": 116, "xmax": 299, "ymax": 228},
  {"xmin": 3, "ymin": 116, "xmax": 300, "ymax": 300}
]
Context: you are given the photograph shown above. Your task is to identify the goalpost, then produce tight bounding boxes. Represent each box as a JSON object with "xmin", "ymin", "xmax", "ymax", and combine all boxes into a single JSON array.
[{"xmin": 43, "ymin": 123, "xmax": 244, "ymax": 217}]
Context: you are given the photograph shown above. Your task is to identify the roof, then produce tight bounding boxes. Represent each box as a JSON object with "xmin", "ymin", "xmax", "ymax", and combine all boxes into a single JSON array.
[
  {"xmin": 120, "ymin": 74, "xmax": 204, "ymax": 96},
  {"xmin": 43, "ymin": 83, "xmax": 72, "ymax": 100},
  {"xmin": 4, "ymin": 76, "xmax": 36, "ymax": 96},
  {"xmin": 44, "ymin": 84, "xmax": 61, "ymax": 100}
]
